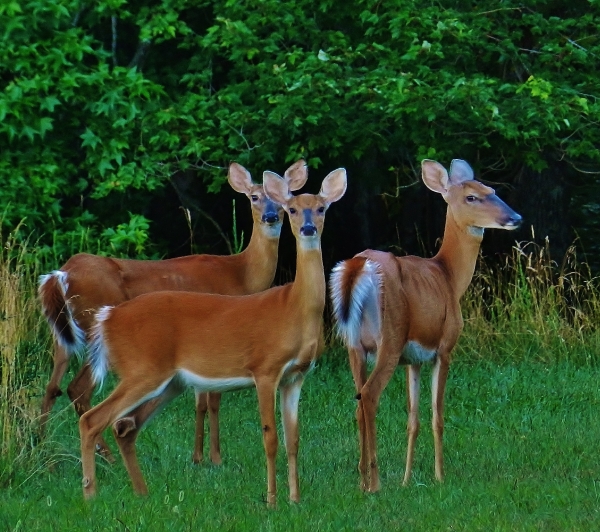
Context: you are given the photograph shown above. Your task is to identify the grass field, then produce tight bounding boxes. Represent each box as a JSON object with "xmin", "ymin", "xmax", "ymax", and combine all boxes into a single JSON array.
[
  {"xmin": 2, "ymin": 235, "xmax": 600, "ymax": 530},
  {"xmin": 1, "ymin": 354, "xmax": 599, "ymax": 531}
]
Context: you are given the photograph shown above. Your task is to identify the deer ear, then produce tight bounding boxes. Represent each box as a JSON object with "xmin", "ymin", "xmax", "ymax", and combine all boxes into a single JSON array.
[
  {"xmin": 228, "ymin": 163, "xmax": 254, "ymax": 194},
  {"xmin": 421, "ymin": 159, "xmax": 449, "ymax": 194},
  {"xmin": 263, "ymin": 171, "xmax": 292, "ymax": 204},
  {"xmin": 318, "ymin": 168, "xmax": 347, "ymax": 205},
  {"xmin": 284, "ymin": 160, "xmax": 308, "ymax": 192},
  {"xmin": 449, "ymin": 159, "xmax": 474, "ymax": 184}
]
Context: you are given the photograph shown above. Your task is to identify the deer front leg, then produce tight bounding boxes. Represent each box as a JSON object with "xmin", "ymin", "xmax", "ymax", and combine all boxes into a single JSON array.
[
  {"xmin": 193, "ymin": 392, "xmax": 222, "ymax": 465},
  {"xmin": 208, "ymin": 392, "xmax": 222, "ymax": 465},
  {"xmin": 431, "ymin": 355, "xmax": 450, "ymax": 482},
  {"xmin": 256, "ymin": 378, "xmax": 278, "ymax": 506},
  {"xmin": 348, "ymin": 347, "xmax": 368, "ymax": 490},
  {"xmin": 403, "ymin": 364, "xmax": 421, "ymax": 486},
  {"xmin": 279, "ymin": 377, "xmax": 304, "ymax": 503},
  {"xmin": 193, "ymin": 391, "xmax": 208, "ymax": 463}
]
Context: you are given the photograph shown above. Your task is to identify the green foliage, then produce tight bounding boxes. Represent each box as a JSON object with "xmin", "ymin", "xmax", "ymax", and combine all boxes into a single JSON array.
[
  {"xmin": 1, "ymin": 0, "xmax": 599, "ymax": 260},
  {"xmin": 99, "ymin": 213, "xmax": 155, "ymax": 257}
]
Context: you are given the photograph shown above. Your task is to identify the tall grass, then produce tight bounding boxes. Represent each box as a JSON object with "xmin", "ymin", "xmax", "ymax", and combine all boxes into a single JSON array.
[
  {"xmin": 460, "ymin": 238, "xmax": 600, "ymax": 363},
  {"xmin": 1, "ymin": 237, "xmax": 599, "ymax": 490},
  {"xmin": 0, "ymin": 228, "xmax": 48, "ymax": 485}
]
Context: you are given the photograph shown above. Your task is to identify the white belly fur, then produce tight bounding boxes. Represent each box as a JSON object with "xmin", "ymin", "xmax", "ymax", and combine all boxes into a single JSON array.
[
  {"xmin": 177, "ymin": 369, "xmax": 254, "ymax": 392},
  {"xmin": 402, "ymin": 341, "xmax": 437, "ymax": 364}
]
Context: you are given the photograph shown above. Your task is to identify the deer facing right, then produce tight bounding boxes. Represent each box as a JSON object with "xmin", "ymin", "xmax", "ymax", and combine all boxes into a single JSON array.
[
  {"xmin": 79, "ymin": 166, "xmax": 347, "ymax": 504},
  {"xmin": 330, "ymin": 159, "xmax": 521, "ymax": 493}
]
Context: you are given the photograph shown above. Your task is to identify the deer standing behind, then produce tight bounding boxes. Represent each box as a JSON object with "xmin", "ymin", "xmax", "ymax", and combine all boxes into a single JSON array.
[
  {"xmin": 38, "ymin": 161, "xmax": 308, "ymax": 463},
  {"xmin": 79, "ymin": 167, "xmax": 347, "ymax": 503},
  {"xmin": 330, "ymin": 159, "xmax": 521, "ymax": 492}
]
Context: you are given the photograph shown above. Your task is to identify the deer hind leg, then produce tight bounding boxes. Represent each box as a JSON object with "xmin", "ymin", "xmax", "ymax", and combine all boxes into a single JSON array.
[
  {"xmin": 192, "ymin": 391, "xmax": 208, "ymax": 463},
  {"xmin": 431, "ymin": 356, "xmax": 450, "ymax": 482},
  {"xmin": 79, "ymin": 378, "xmax": 172, "ymax": 499},
  {"xmin": 403, "ymin": 364, "xmax": 421, "ymax": 486},
  {"xmin": 359, "ymin": 342, "xmax": 400, "ymax": 493},
  {"xmin": 348, "ymin": 346, "xmax": 368, "ymax": 491},
  {"xmin": 208, "ymin": 392, "xmax": 222, "ymax": 465},
  {"xmin": 67, "ymin": 363, "xmax": 114, "ymax": 463},
  {"xmin": 279, "ymin": 377, "xmax": 304, "ymax": 503},
  {"xmin": 255, "ymin": 377, "xmax": 278, "ymax": 506},
  {"xmin": 40, "ymin": 341, "xmax": 69, "ymax": 437},
  {"xmin": 112, "ymin": 379, "xmax": 183, "ymax": 496}
]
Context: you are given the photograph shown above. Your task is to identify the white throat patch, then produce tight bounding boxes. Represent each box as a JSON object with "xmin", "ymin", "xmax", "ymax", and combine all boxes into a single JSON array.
[
  {"xmin": 299, "ymin": 235, "xmax": 320, "ymax": 250},
  {"xmin": 261, "ymin": 222, "xmax": 282, "ymax": 238},
  {"xmin": 468, "ymin": 226, "xmax": 485, "ymax": 238}
]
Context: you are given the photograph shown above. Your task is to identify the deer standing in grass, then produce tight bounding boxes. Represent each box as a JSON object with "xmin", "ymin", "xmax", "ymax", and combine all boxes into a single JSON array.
[
  {"xmin": 78, "ymin": 167, "xmax": 347, "ymax": 503},
  {"xmin": 330, "ymin": 159, "xmax": 521, "ymax": 492},
  {"xmin": 38, "ymin": 161, "xmax": 307, "ymax": 463}
]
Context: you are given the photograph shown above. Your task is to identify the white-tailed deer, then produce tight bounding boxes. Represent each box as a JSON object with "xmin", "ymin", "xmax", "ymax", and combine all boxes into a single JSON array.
[
  {"xmin": 330, "ymin": 159, "xmax": 521, "ymax": 492},
  {"xmin": 38, "ymin": 161, "xmax": 307, "ymax": 463},
  {"xmin": 78, "ymin": 167, "xmax": 347, "ymax": 503}
]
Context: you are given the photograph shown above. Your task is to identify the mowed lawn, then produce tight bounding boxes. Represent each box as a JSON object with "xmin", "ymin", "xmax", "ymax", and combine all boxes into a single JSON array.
[{"xmin": 2, "ymin": 356, "xmax": 599, "ymax": 531}]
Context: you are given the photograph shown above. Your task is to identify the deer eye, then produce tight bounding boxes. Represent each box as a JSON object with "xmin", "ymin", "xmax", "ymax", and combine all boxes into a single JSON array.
[
  {"xmin": 251, "ymin": 195, "xmax": 259, "ymax": 202},
  {"xmin": 289, "ymin": 207, "xmax": 297, "ymax": 214},
  {"xmin": 317, "ymin": 206, "xmax": 325, "ymax": 214},
  {"xmin": 466, "ymin": 195, "xmax": 477, "ymax": 203}
]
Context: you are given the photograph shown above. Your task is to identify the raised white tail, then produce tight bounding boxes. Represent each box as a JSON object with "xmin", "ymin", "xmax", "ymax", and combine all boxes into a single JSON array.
[
  {"xmin": 38, "ymin": 271, "xmax": 86, "ymax": 357},
  {"xmin": 330, "ymin": 258, "xmax": 382, "ymax": 348}
]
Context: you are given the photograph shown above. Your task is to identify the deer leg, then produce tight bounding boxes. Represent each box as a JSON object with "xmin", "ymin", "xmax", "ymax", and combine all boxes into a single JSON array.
[
  {"xmin": 256, "ymin": 378, "xmax": 278, "ymax": 506},
  {"xmin": 403, "ymin": 364, "xmax": 421, "ymax": 486},
  {"xmin": 192, "ymin": 391, "xmax": 208, "ymax": 463},
  {"xmin": 112, "ymin": 380, "xmax": 182, "ymax": 495},
  {"xmin": 67, "ymin": 363, "xmax": 114, "ymax": 462},
  {"xmin": 40, "ymin": 341, "xmax": 69, "ymax": 437},
  {"xmin": 208, "ymin": 392, "xmax": 222, "ymax": 465},
  {"xmin": 279, "ymin": 377, "xmax": 304, "ymax": 503},
  {"xmin": 360, "ymin": 344, "xmax": 399, "ymax": 493},
  {"xmin": 348, "ymin": 346, "xmax": 368, "ymax": 491},
  {"xmin": 79, "ymin": 378, "xmax": 172, "ymax": 499},
  {"xmin": 432, "ymin": 356, "xmax": 450, "ymax": 482}
]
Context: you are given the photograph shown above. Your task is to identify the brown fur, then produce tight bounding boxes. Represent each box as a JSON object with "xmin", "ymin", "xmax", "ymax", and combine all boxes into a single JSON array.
[
  {"xmin": 334, "ymin": 159, "xmax": 521, "ymax": 493},
  {"xmin": 38, "ymin": 161, "xmax": 308, "ymax": 465},
  {"xmin": 78, "ymin": 168, "xmax": 347, "ymax": 504}
]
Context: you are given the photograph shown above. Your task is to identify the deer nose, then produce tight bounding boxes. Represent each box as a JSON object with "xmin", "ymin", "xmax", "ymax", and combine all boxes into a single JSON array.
[
  {"xmin": 262, "ymin": 212, "xmax": 280, "ymax": 224},
  {"xmin": 504, "ymin": 213, "xmax": 522, "ymax": 228},
  {"xmin": 300, "ymin": 224, "xmax": 317, "ymax": 236}
]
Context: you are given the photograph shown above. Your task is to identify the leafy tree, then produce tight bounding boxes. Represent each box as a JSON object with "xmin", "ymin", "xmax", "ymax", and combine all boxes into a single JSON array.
[{"xmin": 1, "ymin": 0, "xmax": 599, "ymax": 265}]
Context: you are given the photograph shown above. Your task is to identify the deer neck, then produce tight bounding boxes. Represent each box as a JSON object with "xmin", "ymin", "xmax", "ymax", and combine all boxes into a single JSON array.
[
  {"xmin": 434, "ymin": 209, "xmax": 483, "ymax": 300},
  {"xmin": 291, "ymin": 239, "xmax": 326, "ymax": 318},
  {"xmin": 238, "ymin": 222, "xmax": 281, "ymax": 293}
]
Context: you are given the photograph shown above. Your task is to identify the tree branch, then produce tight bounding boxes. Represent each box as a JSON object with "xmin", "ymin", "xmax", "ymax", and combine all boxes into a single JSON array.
[{"xmin": 111, "ymin": 16, "xmax": 118, "ymax": 67}]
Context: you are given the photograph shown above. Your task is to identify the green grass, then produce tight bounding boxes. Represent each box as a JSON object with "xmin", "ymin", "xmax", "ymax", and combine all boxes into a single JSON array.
[
  {"xmin": 3, "ymin": 234, "xmax": 600, "ymax": 530},
  {"xmin": 2, "ymin": 356, "xmax": 599, "ymax": 531}
]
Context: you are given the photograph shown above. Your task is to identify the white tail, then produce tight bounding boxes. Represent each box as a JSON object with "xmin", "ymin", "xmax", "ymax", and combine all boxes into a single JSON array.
[
  {"xmin": 79, "ymin": 166, "xmax": 347, "ymax": 504},
  {"xmin": 88, "ymin": 306, "xmax": 113, "ymax": 387},
  {"xmin": 37, "ymin": 160, "xmax": 308, "ymax": 464},
  {"xmin": 38, "ymin": 271, "xmax": 86, "ymax": 357},
  {"xmin": 329, "ymin": 259, "xmax": 382, "ymax": 348},
  {"xmin": 330, "ymin": 159, "xmax": 521, "ymax": 492}
]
